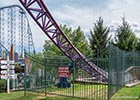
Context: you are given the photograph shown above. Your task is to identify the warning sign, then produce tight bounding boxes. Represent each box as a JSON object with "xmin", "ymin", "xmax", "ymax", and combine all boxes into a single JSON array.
[{"xmin": 58, "ymin": 67, "xmax": 69, "ymax": 78}]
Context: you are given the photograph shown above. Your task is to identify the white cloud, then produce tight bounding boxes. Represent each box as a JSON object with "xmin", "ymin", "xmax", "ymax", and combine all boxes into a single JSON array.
[
  {"xmin": 43, "ymin": 0, "xmax": 140, "ymax": 44},
  {"xmin": 29, "ymin": 18, "xmax": 47, "ymax": 52},
  {"xmin": 107, "ymin": 0, "xmax": 140, "ymax": 22},
  {"xmin": 0, "ymin": 0, "xmax": 47, "ymax": 52},
  {"xmin": 1, "ymin": 0, "xmax": 140, "ymax": 52},
  {"xmin": 0, "ymin": 0, "xmax": 19, "ymax": 7},
  {"xmin": 52, "ymin": 5, "xmax": 100, "ymax": 34},
  {"xmin": 106, "ymin": 0, "xmax": 140, "ymax": 38}
]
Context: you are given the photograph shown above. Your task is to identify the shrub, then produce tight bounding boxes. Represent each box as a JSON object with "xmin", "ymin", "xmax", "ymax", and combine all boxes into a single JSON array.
[{"xmin": 0, "ymin": 79, "xmax": 6, "ymax": 92}]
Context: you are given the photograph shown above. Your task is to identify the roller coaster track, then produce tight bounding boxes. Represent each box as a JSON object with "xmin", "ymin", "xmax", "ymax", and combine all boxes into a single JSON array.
[
  {"xmin": 0, "ymin": 5, "xmax": 35, "ymax": 56},
  {"xmin": 19, "ymin": 0, "xmax": 108, "ymax": 81}
]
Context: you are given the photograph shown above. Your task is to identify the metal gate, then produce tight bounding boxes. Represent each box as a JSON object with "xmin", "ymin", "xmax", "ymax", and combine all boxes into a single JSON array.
[{"xmin": 24, "ymin": 53, "xmax": 108, "ymax": 100}]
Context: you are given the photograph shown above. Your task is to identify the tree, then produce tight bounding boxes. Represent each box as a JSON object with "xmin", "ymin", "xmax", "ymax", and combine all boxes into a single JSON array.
[
  {"xmin": 113, "ymin": 17, "xmax": 138, "ymax": 51},
  {"xmin": 43, "ymin": 40, "xmax": 63, "ymax": 56},
  {"xmin": 43, "ymin": 25, "xmax": 92, "ymax": 78},
  {"xmin": 136, "ymin": 39, "xmax": 140, "ymax": 51},
  {"xmin": 89, "ymin": 17, "xmax": 110, "ymax": 58},
  {"xmin": 43, "ymin": 24, "xmax": 92, "ymax": 56},
  {"xmin": 26, "ymin": 52, "xmax": 45, "ymax": 71}
]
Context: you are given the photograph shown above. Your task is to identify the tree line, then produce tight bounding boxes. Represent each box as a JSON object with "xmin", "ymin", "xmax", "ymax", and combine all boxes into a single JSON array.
[{"xmin": 43, "ymin": 16, "xmax": 140, "ymax": 59}]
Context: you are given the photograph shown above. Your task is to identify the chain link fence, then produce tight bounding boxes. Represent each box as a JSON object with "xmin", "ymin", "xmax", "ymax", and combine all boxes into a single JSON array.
[
  {"xmin": 108, "ymin": 44, "xmax": 140, "ymax": 99},
  {"xmin": 23, "ymin": 44, "xmax": 140, "ymax": 100}
]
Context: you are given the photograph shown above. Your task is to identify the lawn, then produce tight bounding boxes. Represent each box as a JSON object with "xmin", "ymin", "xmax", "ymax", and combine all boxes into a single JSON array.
[
  {"xmin": 29, "ymin": 83, "xmax": 108, "ymax": 100},
  {"xmin": 0, "ymin": 83, "xmax": 107, "ymax": 100},
  {"xmin": 111, "ymin": 85, "xmax": 140, "ymax": 100},
  {"xmin": 47, "ymin": 83, "xmax": 107, "ymax": 98},
  {"xmin": 0, "ymin": 91, "xmax": 82, "ymax": 100},
  {"xmin": 0, "ymin": 91, "xmax": 36, "ymax": 100},
  {"xmin": 0, "ymin": 85, "xmax": 139, "ymax": 100}
]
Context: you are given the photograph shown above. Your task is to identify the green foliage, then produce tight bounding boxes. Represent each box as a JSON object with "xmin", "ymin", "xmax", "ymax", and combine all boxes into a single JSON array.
[
  {"xmin": 26, "ymin": 52, "xmax": 45, "ymax": 74},
  {"xmin": 113, "ymin": 17, "xmax": 138, "ymax": 51},
  {"xmin": 43, "ymin": 40, "xmax": 63, "ymax": 56},
  {"xmin": 42, "ymin": 25, "xmax": 92, "ymax": 78},
  {"xmin": 89, "ymin": 17, "xmax": 110, "ymax": 58},
  {"xmin": 136, "ymin": 39, "xmax": 140, "ymax": 51},
  {"xmin": 61, "ymin": 24, "xmax": 92, "ymax": 56},
  {"xmin": 43, "ymin": 24, "xmax": 92, "ymax": 56},
  {"xmin": 0, "ymin": 79, "xmax": 6, "ymax": 92}
]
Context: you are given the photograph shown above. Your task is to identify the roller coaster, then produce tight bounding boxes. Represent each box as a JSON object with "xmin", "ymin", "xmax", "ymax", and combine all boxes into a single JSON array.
[
  {"xmin": 0, "ymin": 0, "xmax": 108, "ymax": 82},
  {"xmin": 1, "ymin": 1, "xmax": 139, "ymax": 100},
  {"xmin": 0, "ymin": 5, "xmax": 35, "ymax": 58},
  {"xmin": 19, "ymin": 0, "xmax": 108, "ymax": 82}
]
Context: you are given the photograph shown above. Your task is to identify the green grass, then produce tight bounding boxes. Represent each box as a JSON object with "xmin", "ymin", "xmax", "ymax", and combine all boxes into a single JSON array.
[
  {"xmin": 111, "ymin": 85, "xmax": 140, "ymax": 100},
  {"xmin": 47, "ymin": 83, "xmax": 107, "ymax": 98},
  {"xmin": 0, "ymin": 91, "xmax": 36, "ymax": 100},
  {"xmin": 0, "ymin": 83, "xmax": 107, "ymax": 100},
  {"xmin": 40, "ymin": 96, "xmax": 82, "ymax": 100},
  {"xmin": 0, "ymin": 91, "xmax": 82, "ymax": 100},
  {"xmin": 28, "ymin": 83, "xmax": 107, "ymax": 99},
  {"xmin": 0, "ymin": 85, "xmax": 139, "ymax": 100}
]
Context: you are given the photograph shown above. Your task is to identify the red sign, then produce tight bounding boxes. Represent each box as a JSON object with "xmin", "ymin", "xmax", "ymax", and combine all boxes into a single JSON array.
[{"xmin": 58, "ymin": 67, "xmax": 69, "ymax": 78}]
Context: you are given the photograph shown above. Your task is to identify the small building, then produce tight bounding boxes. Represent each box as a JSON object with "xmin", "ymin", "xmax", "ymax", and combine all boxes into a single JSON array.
[{"xmin": 125, "ymin": 66, "xmax": 140, "ymax": 87}]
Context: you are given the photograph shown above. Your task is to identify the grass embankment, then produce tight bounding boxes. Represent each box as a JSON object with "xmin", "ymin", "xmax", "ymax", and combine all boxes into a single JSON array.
[{"xmin": 111, "ymin": 85, "xmax": 140, "ymax": 100}]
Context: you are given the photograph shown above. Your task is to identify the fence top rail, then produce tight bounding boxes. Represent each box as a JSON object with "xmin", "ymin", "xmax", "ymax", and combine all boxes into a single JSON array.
[{"xmin": 125, "ymin": 66, "xmax": 140, "ymax": 72}]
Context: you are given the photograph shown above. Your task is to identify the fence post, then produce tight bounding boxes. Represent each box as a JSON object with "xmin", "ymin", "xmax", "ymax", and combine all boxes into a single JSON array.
[
  {"xmin": 122, "ymin": 51, "xmax": 125, "ymax": 87},
  {"xmin": 45, "ymin": 57, "xmax": 47, "ymax": 96},
  {"xmin": 108, "ymin": 43, "xmax": 112, "ymax": 100},
  {"xmin": 71, "ymin": 60, "xmax": 75, "ymax": 97},
  {"xmin": 24, "ymin": 53, "xmax": 27, "ymax": 96}
]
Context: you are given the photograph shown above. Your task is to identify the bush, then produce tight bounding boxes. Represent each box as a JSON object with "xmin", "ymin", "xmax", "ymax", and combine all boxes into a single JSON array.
[{"xmin": 0, "ymin": 79, "xmax": 6, "ymax": 92}]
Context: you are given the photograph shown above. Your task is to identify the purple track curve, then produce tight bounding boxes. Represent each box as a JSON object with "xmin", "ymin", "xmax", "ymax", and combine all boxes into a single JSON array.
[{"xmin": 19, "ymin": 0, "xmax": 108, "ymax": 80}]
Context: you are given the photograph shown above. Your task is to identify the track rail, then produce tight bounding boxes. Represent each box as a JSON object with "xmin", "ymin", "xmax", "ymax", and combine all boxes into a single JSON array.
[{"xmin": 19, "ymin": 0, "xmax": 108, "ymax": 80}]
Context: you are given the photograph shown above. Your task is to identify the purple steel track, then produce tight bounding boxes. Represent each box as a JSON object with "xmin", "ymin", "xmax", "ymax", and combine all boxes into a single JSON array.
[{"xmin": 19, "ymin": 0, "xmax": 108, "ymax": 80}]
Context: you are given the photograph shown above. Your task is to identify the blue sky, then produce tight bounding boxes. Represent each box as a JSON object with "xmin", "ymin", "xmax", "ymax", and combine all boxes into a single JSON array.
[{"xmin": 0, "ymin": 0, "xmax": 140, "ymax": 52}]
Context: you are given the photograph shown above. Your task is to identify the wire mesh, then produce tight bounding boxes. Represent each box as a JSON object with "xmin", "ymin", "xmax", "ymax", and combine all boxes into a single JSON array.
[{"xmin": 108, "ymin": 44, "xmax": 140, "ymax": 99}]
